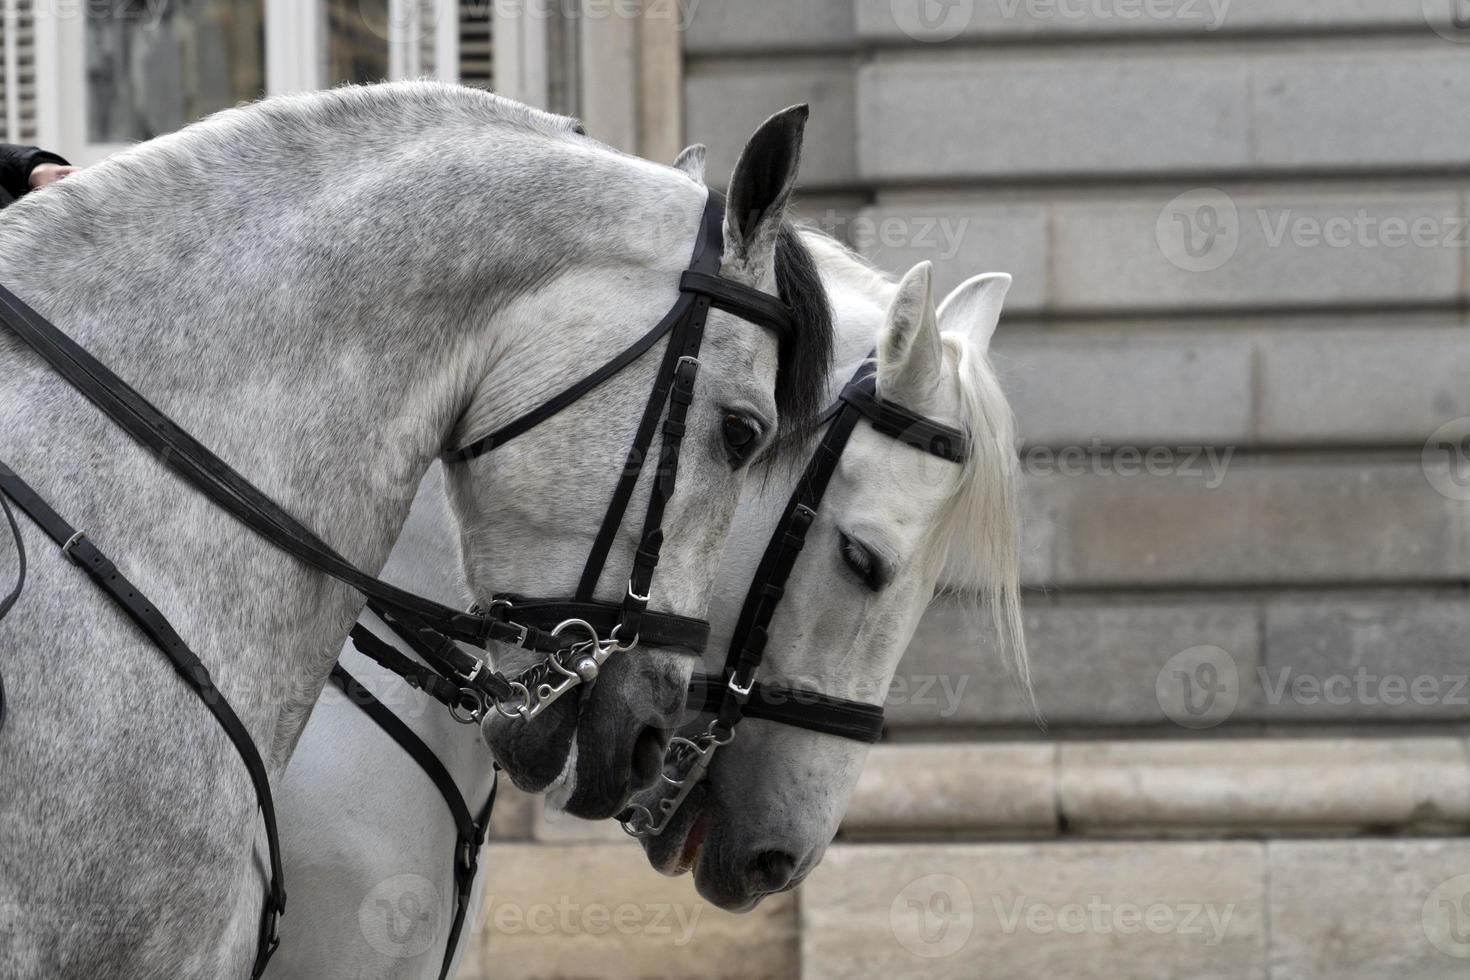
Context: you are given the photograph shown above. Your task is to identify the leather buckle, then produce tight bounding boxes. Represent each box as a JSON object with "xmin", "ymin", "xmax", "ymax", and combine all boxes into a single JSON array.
[
  {"xmin": 61, "ymin": 529, "xmax": 87, "ymax": 565},
  {"xmin": 727, "ymin": 672, "xmax": 754, "ymax": 700}
]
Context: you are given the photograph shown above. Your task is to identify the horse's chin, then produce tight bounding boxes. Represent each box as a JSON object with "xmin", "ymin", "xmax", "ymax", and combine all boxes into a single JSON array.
[
  {"xmin": 479, "ymin": 692, "xmax": 579, "ymax": 793},
  {"xmin": 636, "ymin": 783, "xmax": 709, "ymax": 877}
]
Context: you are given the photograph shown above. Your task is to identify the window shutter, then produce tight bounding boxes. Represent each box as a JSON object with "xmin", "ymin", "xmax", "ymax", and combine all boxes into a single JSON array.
[
  {"xmin": 459, "ymin": 1, "xmax": 492, "ymax": 89},
  {"xmin": 1, "ymin": 0, "xmax": 38, "ymax": 143}
]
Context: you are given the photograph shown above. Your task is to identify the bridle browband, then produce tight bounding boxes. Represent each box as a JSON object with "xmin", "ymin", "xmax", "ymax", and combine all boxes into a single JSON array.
[
  {"xmin": 620, "ymin": 356, "xmax": 969, "ymax": 837},
  {"xmin": 0, "ymin": 190, "xmax": 793, "ymax": 977}
]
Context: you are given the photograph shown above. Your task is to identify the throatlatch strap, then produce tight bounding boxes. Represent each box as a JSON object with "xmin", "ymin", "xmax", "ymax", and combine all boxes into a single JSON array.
[
  {"xmin": 440, "ymin": 310, "xmax": 683, "ymax": 462},
  {"xmin": 330, "ymin": 666, "xmax": 493, "ymax": 980},
  {"xmin": 0, "ymin": 458, "xmax": 286, "ymax": 978}
]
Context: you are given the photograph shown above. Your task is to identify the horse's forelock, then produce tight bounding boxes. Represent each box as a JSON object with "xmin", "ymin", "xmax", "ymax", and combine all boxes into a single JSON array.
[{"xmin": 771, "ymin": 221, "xmax": 835, "ymax": 446}]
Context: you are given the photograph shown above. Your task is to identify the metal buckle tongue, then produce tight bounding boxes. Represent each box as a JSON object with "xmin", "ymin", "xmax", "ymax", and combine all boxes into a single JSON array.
[{"xmin": 619, "ymin": 723, "xmax": 732, "ymax": 838}]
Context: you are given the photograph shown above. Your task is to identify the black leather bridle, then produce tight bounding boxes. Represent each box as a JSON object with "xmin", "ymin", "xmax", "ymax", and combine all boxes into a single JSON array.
[
  {"xmin": 620, "ymin": 355, "xmax": 969, "ymax": 838},
  {"xmin": 350, "ymin": 192, "xmax": 792, "ymax": 726},
  {"xmin": 0, "ymin": 191, "xmax": 791, "ymax": 977}
]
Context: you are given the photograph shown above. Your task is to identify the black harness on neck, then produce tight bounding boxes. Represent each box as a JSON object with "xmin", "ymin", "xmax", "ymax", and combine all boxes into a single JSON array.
[
  {"xmin": 621, "ymin": 355, "xmax": 969, "ymax": 838},
  {"xmin": 0, "ymin": 191, "xmax": 792, "ymax": 976}
]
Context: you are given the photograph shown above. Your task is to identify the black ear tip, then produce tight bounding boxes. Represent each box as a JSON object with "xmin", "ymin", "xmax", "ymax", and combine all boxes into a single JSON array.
[{"xmin": 762, "ymin": 104, "xmax": 809, "ymax": 137}]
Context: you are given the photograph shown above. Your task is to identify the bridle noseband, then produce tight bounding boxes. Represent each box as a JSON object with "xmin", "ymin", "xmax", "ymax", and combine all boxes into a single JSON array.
[
  {"xmin": 620, "ymin": 356, "xmax": 969, "ymax": 838},
  {"xmin": 0, "ymin": 190, "xmax": 792, "ymax": 978}
]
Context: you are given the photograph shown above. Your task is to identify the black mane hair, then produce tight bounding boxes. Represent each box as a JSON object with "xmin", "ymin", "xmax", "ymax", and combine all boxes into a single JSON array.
[{"xmin": 770, "ymin": 219, "xmax": 835, "ymax": 441}]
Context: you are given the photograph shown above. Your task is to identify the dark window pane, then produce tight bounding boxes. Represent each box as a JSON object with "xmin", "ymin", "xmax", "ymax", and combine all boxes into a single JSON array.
[
  {"xmin": 88, "ymin": 0, "xmax": 264, "ymax": 143},
  {"xmin": 327, "ymin": 0, "xmax": 390, "ymax": 86}
]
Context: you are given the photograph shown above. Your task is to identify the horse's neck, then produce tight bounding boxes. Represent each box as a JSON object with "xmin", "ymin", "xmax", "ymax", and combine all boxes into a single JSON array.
[{"xmin": 0, "ymin": 111, "xmax": 638, "ymax": 765}]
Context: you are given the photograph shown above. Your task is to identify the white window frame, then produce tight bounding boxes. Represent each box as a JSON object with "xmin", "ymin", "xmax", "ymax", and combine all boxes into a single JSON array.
[{"xmin": 34, "ymin": 0, "xmax": 458, "ymax": 164}]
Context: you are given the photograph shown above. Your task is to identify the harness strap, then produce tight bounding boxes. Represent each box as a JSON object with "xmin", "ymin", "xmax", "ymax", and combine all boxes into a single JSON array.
[
  {"xmin": 686, "ymin": 675, "xmax": 885, "ymax": 743},
  {"xmin": 0, "ymin": 490, "xmax": 24, "ymax": 728},
  {"xmin": 679, "ymin": 270, "xmax": 794, "ymax": 338},
  {"xmin": 0, "ymin": 283, "xmax": 559, "ymax": 657},
  {"xmin": 347, "ymin": 623, "xmax": 474, "ymax": 713},
  {"xmin": 439, "ymin": 310, "xmax": 680, "ymax": 463},
  {"xmin": 838, "ymin": 377, "xmax": 970, "ymax": 464},
  {"xmin": 328, "ymin": 666, "xmax": 495, "ymax": 980},
  {"xmin": 709, "ymin": 361, "xmax": 972, "ymax": 742},
  {"xmin": 572, "ymin": 209, "xmax": 718, "ymax": 605},
  {"xmin": 486, "ymin": 595, "xmax": 710, "ymax": 654},
  {"xmin": 0, "ymin": 459, "xmax": 286, "ymax": 979}
]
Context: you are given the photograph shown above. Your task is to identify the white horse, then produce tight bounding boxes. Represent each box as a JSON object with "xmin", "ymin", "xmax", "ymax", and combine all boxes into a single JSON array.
[
  {"xmin": 634, "ymin": 236, "xmax": 1028, "ymax": 910},
  {"xmin": 272, "ymin": 219, "xmax": 1024, "ymax": 975},
  {"xmin": 0, "ymin": 83, "xmax": 833, "ymax": 978}
]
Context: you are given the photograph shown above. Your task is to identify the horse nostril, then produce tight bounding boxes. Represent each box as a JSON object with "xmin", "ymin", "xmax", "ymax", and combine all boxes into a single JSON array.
[
  {"xmin": 630, "ymin": 726, "xmax": 670, "ymax": 790},
  {"xmin": 747, "ymin": 850, "xmax": 797, "ymax": 893}
]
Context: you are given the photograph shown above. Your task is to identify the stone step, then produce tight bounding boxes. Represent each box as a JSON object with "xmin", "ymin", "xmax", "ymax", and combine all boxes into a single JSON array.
[
  {"xmin": 468, "ymin": 842, "xmax": 797, "ymax": 979},
  {"xmin": 800, "ymin": 838, "xmax": 1470, "ymax": 980},
  {"xmin": 841, "ymin": 739, "xmax": 1470, "ymax": 839}
]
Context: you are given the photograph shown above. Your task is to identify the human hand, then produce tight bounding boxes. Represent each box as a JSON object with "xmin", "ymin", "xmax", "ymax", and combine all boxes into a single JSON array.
[{"xmin": 29, "ymin": 163, "xmax": 78, "ymax": 188}]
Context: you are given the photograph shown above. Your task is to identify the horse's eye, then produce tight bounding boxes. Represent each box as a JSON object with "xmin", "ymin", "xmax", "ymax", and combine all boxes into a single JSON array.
[
  {"xmin": 722, "ymin": 413, "xmax": 761, "ymax": 465},
  {"xmin": 839, "ymin": 533, "xmax": 888, "ymax": 592}
]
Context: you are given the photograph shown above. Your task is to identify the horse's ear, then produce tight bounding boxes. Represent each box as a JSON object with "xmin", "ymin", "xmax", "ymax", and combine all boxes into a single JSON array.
[
  {"xmin": 877, "ymin": 261, "xmax": 943, "ymax": 401},
  {"xmin": 723, "ymin": 105, "xmax": 807, "ymax": 270},
  {"xmin": 936, "ymin": 273, "xmax": 1012, "ymax": 354},
  {"xmin": 673, "ymin": 144, "xmax": 707, "ymax": 184}
]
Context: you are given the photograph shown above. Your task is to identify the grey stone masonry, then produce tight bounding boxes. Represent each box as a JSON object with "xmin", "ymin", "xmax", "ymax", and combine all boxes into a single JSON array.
[
  {"xmin": 685, "ymin": 59, "xmax": 858, "ymax": 188},
  {"xmin": 860, "ymin": 49, "xmax": 1470, "ymax": 180},
  {"xmin": 1024, "ymin": 458, "xmax": 1470, "ymax": 588},
  {"xmin": 987, "ymin": 323, "xmax": 1470, "ymax": 451},
  {"xmin": 799, "ymin": 839, "xmax": 1470, "ymax": 980},
  {"xmin": 893, "ymin": 593, "xmax": 1470, "ymax": 729},
  {"xmin": 858, "ymin": 193, "xmax": 1469, "ymax": 315}
]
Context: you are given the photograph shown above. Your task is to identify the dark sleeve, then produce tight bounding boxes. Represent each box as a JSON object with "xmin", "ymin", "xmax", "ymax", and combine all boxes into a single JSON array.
[{"xmin": 0, "ymin": 144, "xmax": 70, "ymax": 201}]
